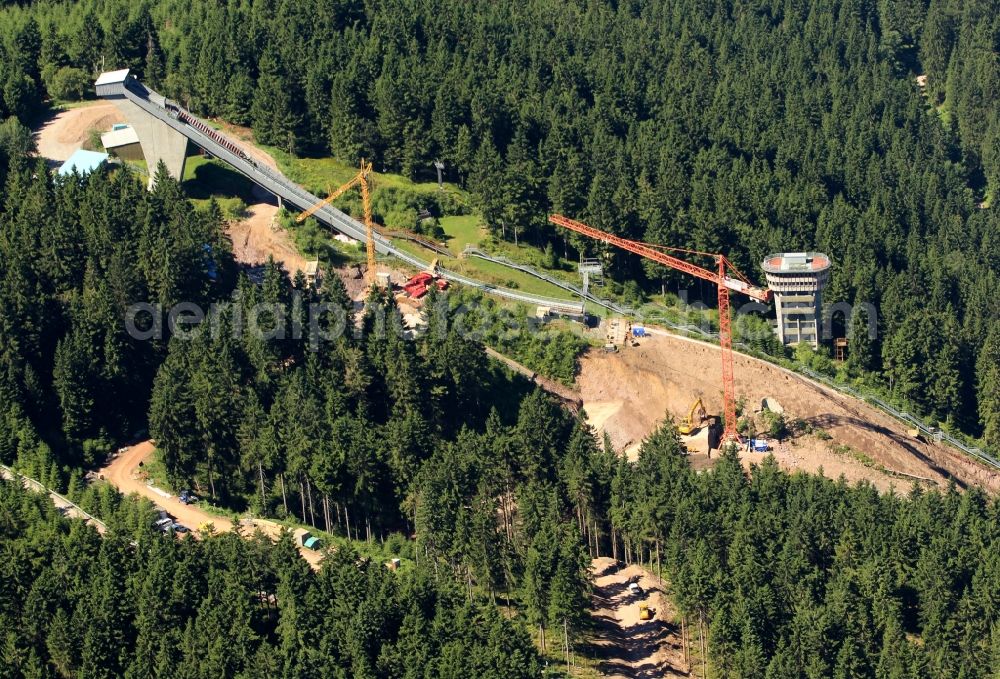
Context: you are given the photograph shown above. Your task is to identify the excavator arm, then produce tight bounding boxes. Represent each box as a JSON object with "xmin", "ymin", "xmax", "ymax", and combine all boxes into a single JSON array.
[{"xmin": 678, "ymin": 398, "xmax": 707, "ymax": 435}]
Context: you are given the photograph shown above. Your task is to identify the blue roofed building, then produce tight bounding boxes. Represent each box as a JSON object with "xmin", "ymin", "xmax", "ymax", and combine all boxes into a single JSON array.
[{"xmin": 57, "ymin": 149, "xmax": 109, "ymax": 177}]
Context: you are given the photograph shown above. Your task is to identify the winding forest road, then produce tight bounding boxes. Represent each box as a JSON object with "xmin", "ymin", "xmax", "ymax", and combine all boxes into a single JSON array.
[
  {"xmin": 99, "ymin": 442, "xmax": 322, "ymax": 567},
  {"xmin": 588, "ymin": 558, "xmax": 688, "ymax": 678},
  {"xmin": 101, "ymin": 442, "xmax": 233, "ymax": 532}
]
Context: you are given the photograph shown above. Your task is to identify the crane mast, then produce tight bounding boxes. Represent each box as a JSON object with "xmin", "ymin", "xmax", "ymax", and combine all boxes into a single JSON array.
[
  {"xmin": 548, "ymin": 213, "xmax": 771, "ymax": 444},
  {"xmin": 297, "ymin": 159, "xmax": 377, "ymax": 286}
]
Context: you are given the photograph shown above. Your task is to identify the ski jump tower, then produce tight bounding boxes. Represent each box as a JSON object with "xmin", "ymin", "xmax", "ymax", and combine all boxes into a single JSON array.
[
  {"xmin": 95, "ymin": 69, "xmax": 190, "ymax": 186},
  {"xmin": 761, "ymin": 252, "xmax": 831, "ymax": 348}
]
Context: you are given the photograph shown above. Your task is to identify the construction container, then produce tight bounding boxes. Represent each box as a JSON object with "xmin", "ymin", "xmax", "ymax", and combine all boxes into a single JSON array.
[{"xmin": 299, "ymin": 532, "xmax": 323, "ymax": 550}]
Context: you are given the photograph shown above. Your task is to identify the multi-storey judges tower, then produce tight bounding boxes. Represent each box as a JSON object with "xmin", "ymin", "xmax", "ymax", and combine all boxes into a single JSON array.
[{"xmin": 761, "ymin": 252, "xmax": 831, "ymax": 348}]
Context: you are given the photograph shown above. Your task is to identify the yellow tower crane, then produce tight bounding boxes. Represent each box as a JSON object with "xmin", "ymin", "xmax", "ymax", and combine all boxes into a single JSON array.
[{"xmin": 296, "ymin": 159, "xmax": 377, "ymax": 286}]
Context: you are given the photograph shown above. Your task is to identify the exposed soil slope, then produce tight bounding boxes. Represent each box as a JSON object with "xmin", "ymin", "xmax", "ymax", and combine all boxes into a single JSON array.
[
  {"xmin": 577, "ymin": 332, "xmax": 1000, "ymax": 493},
  {"xmin": 587, "ymin": 557, "xmax": 687, "ymax": 678},
  {"xmin": 34, "ymin": 102, "xmax": 124, "ymax": 162},
  {"xmin": 226, "ymin": 202, "xmax": 310, "ymax": 274}
]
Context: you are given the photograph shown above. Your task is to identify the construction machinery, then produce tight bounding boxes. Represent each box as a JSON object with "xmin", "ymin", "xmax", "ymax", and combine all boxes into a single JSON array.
[
  {"xmin": 678, "ymin": 398, "xmax": 708, "ymax": 435},
  {"xmin": 548, "ymin": 214, "xmax": 772, "ymax": 444},
  {"xmin": 299, "ymin": 531, "xmax": 324, "ymax": 550},
  {"xmin": 639, "ymin": 604, "xmax": 653, "ymax": 621},
  {"xmin": 297, "ymin": 159, "xmax": 377, "ymax": 286},
  {"xmin": 401, "ymin": 271, "xmax": 448, "ymax": 300}
]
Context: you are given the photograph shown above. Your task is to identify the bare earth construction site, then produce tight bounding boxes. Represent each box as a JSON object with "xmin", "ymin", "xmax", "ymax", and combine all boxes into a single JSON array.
[
  {"xmin": 40, "ymin": 104, "xmax": 999, "ymax": 499},
  {"xmin": 578, "ymin": 332, "xmax": 1000, "ymax": 493}
]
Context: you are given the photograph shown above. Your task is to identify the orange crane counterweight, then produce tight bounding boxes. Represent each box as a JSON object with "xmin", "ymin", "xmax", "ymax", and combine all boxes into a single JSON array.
[{"xmin": 548, "ymin": 213, "xmax": 771, "ymax": 444}]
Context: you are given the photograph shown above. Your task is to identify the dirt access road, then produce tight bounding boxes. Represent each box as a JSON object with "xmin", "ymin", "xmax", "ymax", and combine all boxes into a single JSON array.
[
  {"xmin": 99, "ymin": 441, "xmax": 322, "ymax": 567},
  {"xmin": 34, "ymin": 102, "xmax": 124, "ymax": 163},
  {"xmin": 577, "ymin": 331, "xmax": 1000, "ymax": 493},
  {"xmin": 588, "ymin": 557, "xmax": 687, "ymax": 678}
]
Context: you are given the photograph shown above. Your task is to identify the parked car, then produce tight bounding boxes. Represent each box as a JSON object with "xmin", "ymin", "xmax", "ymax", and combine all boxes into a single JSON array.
[
  {"xmin": 170, "ymin": 522, "xmax": 190, "ymax": 534},
  {"xmin": 628, "ymin": 582, "xmax": 643, "ymax": 595},
  {"xmin": 178, "ymin": 490, "xmax": 198, "ymax": 504},
  {"xmin": 154, "ymin": 517, "xmax": 173, "ymax": 530}
]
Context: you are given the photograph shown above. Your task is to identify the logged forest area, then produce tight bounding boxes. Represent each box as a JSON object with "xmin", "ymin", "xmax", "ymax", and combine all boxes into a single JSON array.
[{"xmin": 2, "ymin": 1, "xmax": 1000, "ymax": 678}]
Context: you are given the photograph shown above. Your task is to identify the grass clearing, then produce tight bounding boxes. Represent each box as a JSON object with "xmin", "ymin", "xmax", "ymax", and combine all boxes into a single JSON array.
[
  {"xmin": 186, "ymin": 139, "xmax": 584, "ymax": 306},
  {"xmin": 263, "ymin": 147, "xmax": 465, "ymax": 200},
  {"xmin": 138, "ymin": 449, "xmax": 174, "ymax": 495},
  {"xmin": 439, "ymin": 214, "xmax": 483, "ymax": 254},
  {"xmin": 452, "ymin": 256, "xmax": 580, "ymax": 299}
]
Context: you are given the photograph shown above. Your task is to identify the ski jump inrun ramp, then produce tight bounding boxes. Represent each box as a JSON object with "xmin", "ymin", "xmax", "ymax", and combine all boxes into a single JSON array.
[{"xmin": 94, "ymin": 68, "xmax": 583, "ymax": 313}]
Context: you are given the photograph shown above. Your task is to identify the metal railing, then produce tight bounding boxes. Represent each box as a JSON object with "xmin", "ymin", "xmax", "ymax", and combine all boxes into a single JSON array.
[
  {"xmin": 104, "ymin": 77, "xmax": 1000, "ymax": 472},
  {"xmin": 462, "ymin": 247, "xmax": 624, "ymax": 314},
  {"xmin": 620, "ymin": 308, "xmax": 1000, "ymax": 471},
  {"xmin": 105, "ymin": 77, "xmax": 585, "ymax": 313},
  {"xmin": 1, "ymin": 464, "xmax": 108, "ymax": 532},
  {"xmin": 799, "ymin": 368, "xmax": 1000, "ymax": 470}
]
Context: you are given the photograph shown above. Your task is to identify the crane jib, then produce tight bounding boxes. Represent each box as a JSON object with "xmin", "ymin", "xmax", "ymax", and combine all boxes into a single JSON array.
[
  {"xmin": 723, "ymin": 278, "xmax": 772, "ymax": 303},
  {"xmin": 547, "ymin": 212, "xmax": 771, "ymax": 445}
]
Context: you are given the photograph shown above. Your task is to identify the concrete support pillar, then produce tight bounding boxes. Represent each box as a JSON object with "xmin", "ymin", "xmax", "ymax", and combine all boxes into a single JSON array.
[{"xmin": 111, "ymin": 99, "xmax": 189, "ymax": 188}]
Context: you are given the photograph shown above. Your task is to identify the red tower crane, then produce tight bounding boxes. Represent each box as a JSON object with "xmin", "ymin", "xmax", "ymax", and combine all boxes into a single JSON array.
[{"xmin": 548, "ymin": 214, "xmax": 772, "ymax": 444}]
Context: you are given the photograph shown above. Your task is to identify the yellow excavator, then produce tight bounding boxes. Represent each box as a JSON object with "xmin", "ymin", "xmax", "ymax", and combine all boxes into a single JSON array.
[{"xmin": 678, "ymin": 398, "xmax": 707, "ymax": 435}]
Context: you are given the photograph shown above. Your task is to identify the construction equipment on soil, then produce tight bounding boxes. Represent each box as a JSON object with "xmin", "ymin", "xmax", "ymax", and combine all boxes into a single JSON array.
[
  {"xmin": 549, "ymin": 213, "xmax": 772, "ymax": 444},
  {"xmin": 401, "ymin": 271, "xmax": 448, "ymax": 300},
  {"xmin": 299, "ymin": 531, "xmax": 324, "ymax": 550},
  {"xmin": 297, "ymin": 159, "xmax": 378, "ymax": 286},
  {"xmin": 606, "ymin": 318, "xmax": 636, "ymax": 349},
  {"xmin": 639, "ymin": 604, "xmax": 653, "ymax": 621},
  {"xmin": 678, "ymin": 398, "xmax": 708, "ymax": 435}
]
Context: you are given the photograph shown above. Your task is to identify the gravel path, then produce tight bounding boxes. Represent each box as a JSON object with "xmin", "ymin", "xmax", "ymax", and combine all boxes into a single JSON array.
[
  {"xmin": 33, "ymin": 102, "xmax": 124, "ymax": 163},
  {"xmin": 99, "ymin": 441, "xmax": 323, "ymax": 567}
]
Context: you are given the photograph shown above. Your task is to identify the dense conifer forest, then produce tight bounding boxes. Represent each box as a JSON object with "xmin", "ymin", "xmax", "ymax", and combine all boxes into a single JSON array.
[
  {"xmin": 2, "ymin": 0, "xmax": 997, "ymax": 441},
  {"xmin": 2, "ymin": 0, "xmax": 1000, "ymax": 677},
  {"xmin": 0, "ymin": 480, "xmax": 543, "ymax": 678}
]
